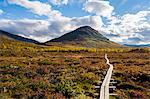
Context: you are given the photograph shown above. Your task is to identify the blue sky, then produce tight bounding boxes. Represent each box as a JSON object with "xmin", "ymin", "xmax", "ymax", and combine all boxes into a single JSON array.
[
  {"xmin": 0, "ymin": 0, "xmax": 149, "ymax": 19},
  {"xmin": 0, "ymin": 0, "xmax": 150, "ymax": 45}
]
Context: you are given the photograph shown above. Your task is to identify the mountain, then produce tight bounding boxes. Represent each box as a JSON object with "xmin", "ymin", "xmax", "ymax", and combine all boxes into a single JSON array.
[
  {"xmin": 45, "ymin": 26, "xmax": 122, "ymax": 48},
  {"xmin": 124, "ymin": 44, "xmax": 150, "ymax": 47},
  {"xmin": 0, "ymin": 30, "xmax": 39, "ymax": 44}
]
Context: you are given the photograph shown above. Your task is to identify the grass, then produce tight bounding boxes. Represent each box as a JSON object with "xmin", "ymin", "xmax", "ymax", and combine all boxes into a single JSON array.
[{"xmin": 0, "ymin": 39, "xmax": 150, "ymax": 98}]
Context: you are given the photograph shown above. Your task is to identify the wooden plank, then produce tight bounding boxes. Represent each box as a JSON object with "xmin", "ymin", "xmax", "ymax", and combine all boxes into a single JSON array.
[
  {"xmin": 99, "ymin": 54, "xmax": 114, "ymax": 99},
  {"xmin": 109, "ymin": 93, "xmax": 117, "ymax": 96}
]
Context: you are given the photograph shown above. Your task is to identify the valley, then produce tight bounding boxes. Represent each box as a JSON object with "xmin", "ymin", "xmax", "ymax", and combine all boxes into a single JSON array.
[
  {"xmin": 0, "ymin": 26, "xmax": 149, "ymax": 99},
  {"xmin": 0, "ymin": 0, "xmax": 150, "ymax": 98},
  {"xmin": 0, "ymin": 40, "xmax": 149, "ymax": 98}
]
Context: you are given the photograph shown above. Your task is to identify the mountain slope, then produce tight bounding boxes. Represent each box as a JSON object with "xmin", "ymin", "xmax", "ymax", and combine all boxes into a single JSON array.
[
  {"xmin": 46, "ymin": 26, "xmax": 122, "ymax": 48},
  {"xmin": 0, "ymin": 30, "xmax": 39, "ymax": 44}
]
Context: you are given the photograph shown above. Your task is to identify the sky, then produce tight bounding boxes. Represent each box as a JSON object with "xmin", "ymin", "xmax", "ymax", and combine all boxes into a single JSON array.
[{"xmin": 0, "ymin": 0, "xmax": 150, "ymax": 45}]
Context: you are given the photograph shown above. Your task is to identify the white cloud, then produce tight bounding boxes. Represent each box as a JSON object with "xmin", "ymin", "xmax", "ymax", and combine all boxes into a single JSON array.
[
  {"xmin": 0, "ymin": 19, "xmax": 51, "ymax": 42},
  {"xmin": 103, "ymin": 11, "xmax": 150, "ymax": 44},
  {"xmin": 83, "ymin": 0, "xmax": 114, "ymax": 17},
  {"xmin": 9, "ymin": 0, "xmax": 52, "ymax": 16},
  {"xmin": 49, "ymin": 0, "xmax": 69, "ymax": 5},
  {"xmin": 120, "ymin": 11, "xmax": 150, "ymax": 33},
  {"xmin": 51, "ymin": 15, "xmax": 103, "ymax": 33},
  {"xmin": 2, "ymin": 0, "xmax": 103, "ymax": 42},
  {"xmin": 0, "ymin": 9, "xmax": 149, "ymax": 45},
  {"xmin": 0, "ymin": 15, "xmax": 103, "ymax": 42},
  {"xmin": 1, "ymin": 0, "xmax": 150, "ymax": 45},
  {"xmin": 0, "ymin": 9, "xmax": 4, "ymax": 15}
]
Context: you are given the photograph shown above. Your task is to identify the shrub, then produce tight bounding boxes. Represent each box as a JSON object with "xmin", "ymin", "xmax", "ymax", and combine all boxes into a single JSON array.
[
  {"xmin": 36, "ymin": 68, "xmax": 49, "ymax": 75},
  {"xmin": 38, "ymin": 60, "xmax": 59, "ymax": 65}
]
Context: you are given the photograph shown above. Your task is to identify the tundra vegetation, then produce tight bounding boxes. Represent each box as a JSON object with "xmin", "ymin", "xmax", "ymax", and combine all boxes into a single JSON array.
[{"xmin": 0, "ymin": 39, "xmax": 150, "ymax": 99}]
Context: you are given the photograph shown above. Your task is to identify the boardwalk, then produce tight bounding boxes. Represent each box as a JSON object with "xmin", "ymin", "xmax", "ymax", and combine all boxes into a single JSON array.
[{"xmin": 99, "ymin": 54, "xmax": 113, "ymax": 99}]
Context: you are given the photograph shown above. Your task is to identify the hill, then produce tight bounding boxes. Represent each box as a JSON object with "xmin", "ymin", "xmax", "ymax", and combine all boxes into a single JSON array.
[
  {"xmin": 0, "ymin": 30, "xmax": 39, "ymax": 44},
  {"xmin": 124, "ymin": 44, "xmax": 150, "ymax": 48},
  {"xmin": 45, "ymin": 26, "xmax": 122, "ymax": 48},
  {"xmin": 0, "ymin": 28, "xmax": 149, "ymax": 99}
]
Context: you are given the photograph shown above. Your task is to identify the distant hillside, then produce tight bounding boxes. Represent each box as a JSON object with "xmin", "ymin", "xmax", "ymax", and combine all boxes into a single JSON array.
[
  {"xmin": 124, "ymin": 44, "xmax": 150, "ymax": 48},
  {"xmin": 46, "ymin": 26, "xmax": 122, "ymax": 48},
  {"xmin": 0, "ymin": 30, "xmax": 39, "ymax": 44}
]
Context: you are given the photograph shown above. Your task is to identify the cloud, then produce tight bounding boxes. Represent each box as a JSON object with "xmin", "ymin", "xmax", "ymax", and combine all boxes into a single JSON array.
[
  {"xmin": 103, "ymin": 11, "xmax": 150, "ymax": 44},
  {"xmin": 0, "ymin": 15, "xmax": 103, "ymax": 42},
  {"xmin": 9, "ymin": 0, "xmax": 52, "ymax": 16},
  {"xmin": 0, "ymin": 9, "xmax": 4, "ymax": 15},
  {"xmin": 136, "ymin": 30, "xmax": 150, "ymax": 45},
  {"xmin": 120, "ymin": 11, "xmax": 150, "ymax": 33},
  {"xmin": 71, "ymin": 16, "xmax": 103, "ymax": 30},
  {"xmin": 83, "ymin": 0, "xmax": 114, "ymax": 17},
  {"xmin": 2, "ymin": 0, "xmax": 103, "ymax": 42},
  {"xmin": 0, "ymin": 19, "xmax": 51, "ymax": 42},
  {"xmin": 1, "ymin": 0, "xmax": 150, "ymax": 45},
  {"xmin": 47, "ymin": 15, "xmax": 103, "ymax": 39},
  {"xmin": 0, "ymin": 9, "xmax": 149, "ymax": 45},
  {"xmin": 49, "ymin": 0, "xmax": 69, "ymax": 5}
]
